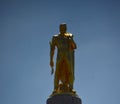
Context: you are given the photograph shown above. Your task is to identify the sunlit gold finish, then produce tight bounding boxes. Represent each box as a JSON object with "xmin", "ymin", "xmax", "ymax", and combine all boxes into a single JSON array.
[{"xmin": 50, "ymin": 23, "xmax": 77, "ymax": 95}]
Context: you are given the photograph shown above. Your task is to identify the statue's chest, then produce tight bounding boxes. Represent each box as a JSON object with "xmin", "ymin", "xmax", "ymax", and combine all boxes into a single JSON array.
[{"xmin": 56, "ymin": 38, "xmax": 69, "ymax": 50}]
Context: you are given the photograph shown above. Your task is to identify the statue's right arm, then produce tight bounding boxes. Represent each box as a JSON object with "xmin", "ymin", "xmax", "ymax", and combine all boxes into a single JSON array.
[{"xmin": 50, "ymin": 36, "xmax": 56, "ymax": 68}]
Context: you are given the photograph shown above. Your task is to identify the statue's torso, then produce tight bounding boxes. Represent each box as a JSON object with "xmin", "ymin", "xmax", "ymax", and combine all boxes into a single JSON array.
[{"xmin": 53, "ymin": 34, "xmax": 72, "ymax": 60}]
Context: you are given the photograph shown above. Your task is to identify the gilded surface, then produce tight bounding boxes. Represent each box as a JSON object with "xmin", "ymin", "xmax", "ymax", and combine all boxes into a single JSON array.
[{"xmin": 50, "ymin": 24, "xmax": 77, "ymax": 94}]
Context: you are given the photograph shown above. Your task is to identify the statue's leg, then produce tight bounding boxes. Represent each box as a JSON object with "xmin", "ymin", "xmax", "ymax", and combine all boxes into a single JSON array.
[
  {"xmin": 54, "ymin": 61, "xmax": 60, "ymax": 91},
  {"xmin": 69, "ymin": 51, "xmax": 75, "ymax": 92},
  {"xmin": 68, "ymin": 66, "xmax": 74, "ymax": 91},
  {"xmin": 69, "ymin": 74, "xmax": 73, "ymax": 89},
  {"xmin": 54, "ymin": 71, "xmax": 59, "ymax": 91}
]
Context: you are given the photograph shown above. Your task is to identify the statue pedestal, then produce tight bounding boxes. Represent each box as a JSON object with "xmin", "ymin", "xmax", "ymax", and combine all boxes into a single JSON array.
[{"xmin": 47, "ymin": 94, "xmax": 82, "ymax": 104}]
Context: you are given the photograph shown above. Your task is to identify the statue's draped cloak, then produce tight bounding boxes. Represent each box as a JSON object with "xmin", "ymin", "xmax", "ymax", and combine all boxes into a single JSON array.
[{"xmin": 50, "ymin": 33, "xmax": 76, "ymax": 85}]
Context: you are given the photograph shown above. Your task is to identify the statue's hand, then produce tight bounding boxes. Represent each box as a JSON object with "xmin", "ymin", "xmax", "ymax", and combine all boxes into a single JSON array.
[
  {"xmin": 50, "ymin": 60, "xmax": 54, "ymax": 67},
  {"xmin": 51, "ymin": 68, "xmax": 54, "ymax": 75},
  {"xmin": 50, "ymin": 61, "xmax": 54, "ymax": 75}
]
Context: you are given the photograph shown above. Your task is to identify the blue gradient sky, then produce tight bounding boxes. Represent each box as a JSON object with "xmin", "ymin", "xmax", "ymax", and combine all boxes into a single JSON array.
[{"xmin": 0, "ymin": 0, "xmax": 120, "ymax": 104}]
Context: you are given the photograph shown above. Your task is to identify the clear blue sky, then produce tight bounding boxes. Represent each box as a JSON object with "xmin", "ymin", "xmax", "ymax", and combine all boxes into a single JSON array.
[{"xmin": 0, "ymin": 0, "xmax": 120, "ymax": 104}]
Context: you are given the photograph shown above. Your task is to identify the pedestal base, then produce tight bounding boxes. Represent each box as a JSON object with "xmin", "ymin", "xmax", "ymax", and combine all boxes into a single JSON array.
[{"xmin": 47, "ymin": 94, "xmax": 82, "ymax": 104}]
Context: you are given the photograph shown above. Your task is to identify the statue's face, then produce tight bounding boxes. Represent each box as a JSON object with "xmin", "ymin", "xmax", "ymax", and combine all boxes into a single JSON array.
[{"xmin": 60, "ymin": 26, "xmax": 66, "ymax": 34}]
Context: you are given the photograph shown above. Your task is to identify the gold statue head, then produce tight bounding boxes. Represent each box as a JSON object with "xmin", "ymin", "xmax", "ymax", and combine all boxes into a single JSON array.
[{"xmin": 59, "ymin": 23, "xmax": 67, "ymax": 34}]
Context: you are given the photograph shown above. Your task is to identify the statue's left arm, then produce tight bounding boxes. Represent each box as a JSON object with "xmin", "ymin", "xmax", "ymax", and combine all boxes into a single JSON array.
[
  {"xmin": 49, "ymin": 36, "xmax": 56, "ymax": 74},
  {"xmin": 69, "ymin": 35, "xmax": 77, "ymax": 50}
]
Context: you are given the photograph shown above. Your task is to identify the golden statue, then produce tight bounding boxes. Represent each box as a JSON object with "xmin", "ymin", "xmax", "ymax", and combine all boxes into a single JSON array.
[{"xmin": 50, "ymin": 23, "xmax": 77, "ymax": 94}]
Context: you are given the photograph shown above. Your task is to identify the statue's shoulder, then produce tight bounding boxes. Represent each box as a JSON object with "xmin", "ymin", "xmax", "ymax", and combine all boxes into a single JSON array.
[
  {"xmin": 52, "ymin": 34, "xmax": 59, "ymax": 41},
  {"xmin": 53, "ymin": 34, "xmax": 59, "ymax": 38},
  {"xmin": 65, "ymin": 32, "xmax": 73, "ymax": 38}
]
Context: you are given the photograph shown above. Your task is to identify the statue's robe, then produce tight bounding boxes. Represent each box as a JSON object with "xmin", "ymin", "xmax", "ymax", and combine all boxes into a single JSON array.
[{"xmin": 50, "ymin": 33, "xmax": 76, "ymax": 89}]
